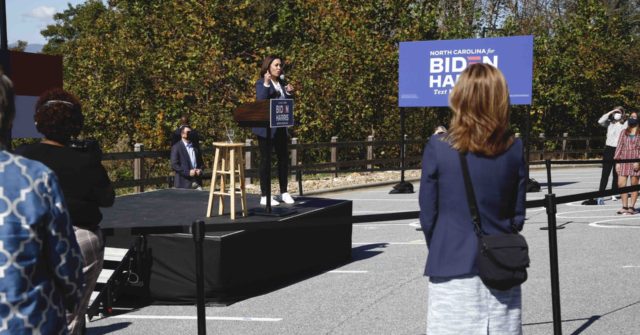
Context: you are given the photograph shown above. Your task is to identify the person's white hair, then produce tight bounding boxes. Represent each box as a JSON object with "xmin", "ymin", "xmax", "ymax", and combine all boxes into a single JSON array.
[{"xmin": 433, "ymin": 126, "xmax": 447, "ymax": 135}]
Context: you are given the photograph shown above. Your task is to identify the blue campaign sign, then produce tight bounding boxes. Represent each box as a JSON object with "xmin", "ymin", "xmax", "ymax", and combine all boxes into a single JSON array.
[
  {"xmin": 270, "ymin": 99, "xmax": 295, "ymax": 128},
  {"xmin": 399, "ymin": 35, "xmax": 533, "ymax": 107}
]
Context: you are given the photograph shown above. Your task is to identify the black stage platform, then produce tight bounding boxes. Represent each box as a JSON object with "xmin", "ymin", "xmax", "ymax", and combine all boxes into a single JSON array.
[{"xmin": 100, "ymin": 189, "xmax": 353, "ymax": 303}]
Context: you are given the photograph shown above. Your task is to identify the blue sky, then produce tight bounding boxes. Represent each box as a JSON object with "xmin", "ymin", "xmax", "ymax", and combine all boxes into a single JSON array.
[{"xmin": 7, "ymin": 0, "xmax": 92, "ymax": 45}]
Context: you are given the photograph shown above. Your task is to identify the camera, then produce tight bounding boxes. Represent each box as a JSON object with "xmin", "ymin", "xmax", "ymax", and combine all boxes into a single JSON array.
[
  {"xmin": 68, "ymin": 138, "xmax": 102, "ymax": 161},
  {"xmin": 68, "ymin": 138, "xmax": 99, "ymax": 151}
]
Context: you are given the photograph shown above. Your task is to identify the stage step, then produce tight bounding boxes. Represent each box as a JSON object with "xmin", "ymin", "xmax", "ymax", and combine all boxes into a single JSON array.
[
  {"xmin": 96, "ymin": 269, "xmax": 115, "ymax": 285},
  {"xmin": 104, "ymin": 247, "xmax": 128, "ymax": 262},
  {"xmin": 89, "ymin": 248, "xmax": 126, "ymax": 306},
  {"xmin": 90, "ymin": 291, "xmax": 99, "ymax": 303},
  {"xmin": 87, "ymin": 241, "xmax": 141, "ymax": 321}
]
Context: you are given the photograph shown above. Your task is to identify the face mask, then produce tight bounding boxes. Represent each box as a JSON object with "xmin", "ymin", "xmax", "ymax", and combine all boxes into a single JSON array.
[
  {"xmin": 614, "ymin": 113, "xmax": 622, "ymax": 121},
  {"xmin": 628, "ymin": 118, "xmax": 638, "ymax": 127}
]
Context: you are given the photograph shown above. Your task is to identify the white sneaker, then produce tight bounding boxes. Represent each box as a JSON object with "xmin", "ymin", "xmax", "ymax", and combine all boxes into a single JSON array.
[
  {"xmin": 279, "ymin": 192, "xmax": 295, "ymax": 204},
  {"xmin": 612, "ymin": 196, "xmax": 618, "ymax": 201},
  {"xmin": 260, "ymin": 196, "xmax": 280, "ymax": 206}
]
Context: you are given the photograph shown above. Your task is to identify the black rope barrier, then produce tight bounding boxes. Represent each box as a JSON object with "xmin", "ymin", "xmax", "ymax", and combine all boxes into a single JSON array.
[
  {"xmin": 527, "ymin": 184, "xmax": 640, "ymax": 209},
  {"xmin": 532, "ymin": 158, "xmax": 640, "ymax": 165},
  {"xmin": 352, "ymin": 211, "xmax": 419, "ymax": 223}
]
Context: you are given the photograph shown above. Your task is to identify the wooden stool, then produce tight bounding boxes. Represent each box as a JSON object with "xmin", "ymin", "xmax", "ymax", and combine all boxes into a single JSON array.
[{"xmin": 206, "ymin": 142, "xmax": 248, "ymax": 220}]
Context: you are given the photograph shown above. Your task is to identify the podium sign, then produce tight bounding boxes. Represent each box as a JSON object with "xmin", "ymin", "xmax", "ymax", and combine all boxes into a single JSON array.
[{"xmin": 270, "ymin": 99, "xmax": 294, "ymax": 128}]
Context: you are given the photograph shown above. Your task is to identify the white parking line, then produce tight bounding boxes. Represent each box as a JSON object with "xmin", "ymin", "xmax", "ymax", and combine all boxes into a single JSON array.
[
  {"xmin": 566, "ymin": 202, "xmax": 621, "ymax": 207},
  {"xmin": 527, "ymin": 208, "xmax": 546, "ymax": 212},
  {"xmin": 111, "ymin": 315, "xmax": 282, "ymax": 322},
  {"xmin": 328, "ymin": 270, "xmax": 369, "ymax": 274},
  {"xmin": 622, "ymin": 265, "xmax": 640, "ymax": 268},
  {"xmin": 354, "ymin": 223, "xmax": 416, "ymax": 227},
  {"xmin": 352, "ymin": 240, "xmax": 425, "ymax": 245},
  {"xmin": 557, "ymin": 209, "xmax": 631, "ymax": 219},
  {"xmin": 353, "ymin": 210, "xmax": 419, "ymax": 213},
  {"xmin": 589, "ymin": 217, "xmax": 640, "ymax": 229}
]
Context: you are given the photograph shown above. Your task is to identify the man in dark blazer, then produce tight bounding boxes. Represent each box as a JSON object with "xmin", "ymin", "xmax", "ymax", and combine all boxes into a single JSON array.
[{"xmin": 171, "ymin": 126, "xmax": 204, "ymax": 189}]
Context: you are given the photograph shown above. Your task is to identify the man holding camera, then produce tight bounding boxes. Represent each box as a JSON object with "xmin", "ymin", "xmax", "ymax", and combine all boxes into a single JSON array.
[{"xmin": 171, "ymin": 125, "xmax": 204, "ymax": 189}]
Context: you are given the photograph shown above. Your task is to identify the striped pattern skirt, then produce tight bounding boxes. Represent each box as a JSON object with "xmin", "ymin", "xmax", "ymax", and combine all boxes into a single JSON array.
[
  {"xmin": 67, "ymin": 227, "xmax": 105, "ymax": 335},
  {"xmin": 426, "ymin": 275, "xmax": 522, "ymax": 335}
]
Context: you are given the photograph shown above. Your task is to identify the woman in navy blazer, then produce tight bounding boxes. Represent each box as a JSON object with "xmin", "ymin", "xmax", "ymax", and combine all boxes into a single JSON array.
[
  {"xmin": 254, "ymin": 55, "xmax": 295, "ymax": 206},
  {"xmin": 419, "ymin": 64, "xmax": 526, "ymax": 334}
]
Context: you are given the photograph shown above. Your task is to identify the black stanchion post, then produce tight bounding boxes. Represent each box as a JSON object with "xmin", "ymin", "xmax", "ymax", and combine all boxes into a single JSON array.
[
  {"xmin": 544, "ymin": 193, "xmax": 562, "ymax": 335},
  {"xmin": 0, "ymin": 0, "xmax": 7, "ymax": 51},
  {"xmin": 546, "ymin": 159, "xmax": 553, "ymax": 194},
  {"xmin": 192, "ymin": 220, "xmax": 206, "ymax": 335},
  {"xmin": 524, "ymin": 107, "xmax": 530, "ymax": 182},
  {"xmin": 390, "ymin": 107, "xmax": 414, "ymax": 194},
  {"xmin": 265, "ymin": 126, "xmax": 272, "ymax": 213}
]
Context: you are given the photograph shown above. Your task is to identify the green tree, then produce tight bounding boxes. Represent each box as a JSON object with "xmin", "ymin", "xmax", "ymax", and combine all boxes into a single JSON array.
[
  {"xmin": 9, "ymin": 40, "xmax": 28, "ymax": 52},
  {"xmin": 38, "ymin": 0, "xmax": 640, "ymax": 155}
]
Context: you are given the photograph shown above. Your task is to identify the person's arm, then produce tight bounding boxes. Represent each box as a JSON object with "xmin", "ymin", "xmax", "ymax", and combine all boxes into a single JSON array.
[
  {"xmin": 44, "ymin": 172, "xmax": 84, "ymax": 312},
  {"xmin": 196, "ymin": 147, "xmax": 205, "ymax": 170},
  {"xmin": 93, "ymin": 165, "xmax": 115, "ymax": 207},
  {"xmin": 284, "ymin": 81, "xmax": 295, "ymax": 98},
  {"xmin": 256, "ymin": 79, "xmax": 271, "ymax": 100},
  {"xmin": 284, "ymin": 89, "xmax": 294, "ymax": 99},
  {"xmin": 170, "ymin": 145, "xmax": 191, "ymax": 177},
  {"xmin": 419, "ymin": 135, "xmax": 439, "ymax": 247},
  {"xmin": 598, "ymin": 111, "xmax": 613, "ymax": 127},
  {"xmin": 614, "ymin": 132, "xmax": 625, "ymax": 160},
  {"xmin": 514, "ymin": 141, "xmax": 526, "ymax": 231}
]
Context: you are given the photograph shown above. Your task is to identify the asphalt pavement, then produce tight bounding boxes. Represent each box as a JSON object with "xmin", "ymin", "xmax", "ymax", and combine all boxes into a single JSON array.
[{"xmin": 87, "ymin": 166, "xmax": 640, "ymax": 335}]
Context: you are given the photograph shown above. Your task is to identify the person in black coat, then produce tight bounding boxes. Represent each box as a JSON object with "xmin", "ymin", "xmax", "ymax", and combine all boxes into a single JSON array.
[
  {"xmin": 171, "ymin": 125, "xmax": 204, "ymax": 189},
  {"xmin": 15, "ymin": 88, "xmax": 115, "ymax": 335}
]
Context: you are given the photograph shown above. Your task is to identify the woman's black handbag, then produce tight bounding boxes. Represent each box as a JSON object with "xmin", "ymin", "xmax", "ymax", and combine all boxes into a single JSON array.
[{"xmin": 459, "ymin": 153, "xmax": 530, "ymax": 291}]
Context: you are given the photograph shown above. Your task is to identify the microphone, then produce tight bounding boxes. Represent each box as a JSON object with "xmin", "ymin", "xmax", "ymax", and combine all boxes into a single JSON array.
[{"xmin": 279, "ymin": 74, "xmax": 288, "ymax": 87}]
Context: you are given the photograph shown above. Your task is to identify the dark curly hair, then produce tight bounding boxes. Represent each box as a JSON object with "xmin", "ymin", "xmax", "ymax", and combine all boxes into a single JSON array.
[
  {"xmin": 0, "ymin": 72, "xmax": 15, "ymax": 144},
  {"xmin": 34, "ymin": 88, "xmax": 83, "ymax": 144}
]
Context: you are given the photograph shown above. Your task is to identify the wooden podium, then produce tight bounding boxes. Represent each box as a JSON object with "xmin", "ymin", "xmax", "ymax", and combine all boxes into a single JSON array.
[
  {"xmin": 234, "ymin": 100, "xmax": 294, "ymax": 216},
  {"xmin": 234, "ymin": 100, "xmax": 270, "ymax": 127}
]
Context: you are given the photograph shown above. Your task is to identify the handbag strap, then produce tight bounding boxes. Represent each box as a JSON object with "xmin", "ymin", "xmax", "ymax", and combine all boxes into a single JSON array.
[{"xmin": 458, "ymin": 152, "xmax": 483, "ymax": 236}]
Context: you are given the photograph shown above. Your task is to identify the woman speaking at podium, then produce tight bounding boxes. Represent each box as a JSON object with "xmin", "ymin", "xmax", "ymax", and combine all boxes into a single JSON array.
[{"xmin": 254, "ymin": 55, "xmax": 295, "ymax": 206}]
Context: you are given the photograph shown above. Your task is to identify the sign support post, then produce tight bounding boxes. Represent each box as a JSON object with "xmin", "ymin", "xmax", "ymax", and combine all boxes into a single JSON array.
[{"xmin": 390, "ymin": 107, "xmax": 414, "ymax": 193}]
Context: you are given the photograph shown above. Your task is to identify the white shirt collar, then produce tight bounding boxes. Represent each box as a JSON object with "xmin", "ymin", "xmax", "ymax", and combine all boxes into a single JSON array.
[{"xmin": 271, "ymin": 80, "xmax": 285, "ymax": 98}]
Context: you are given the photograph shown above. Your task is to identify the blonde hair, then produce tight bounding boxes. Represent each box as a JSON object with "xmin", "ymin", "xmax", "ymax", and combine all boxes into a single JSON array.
[{"xmin": 447, "ymin": 63, "xmax": 513, "ymax": 156}]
